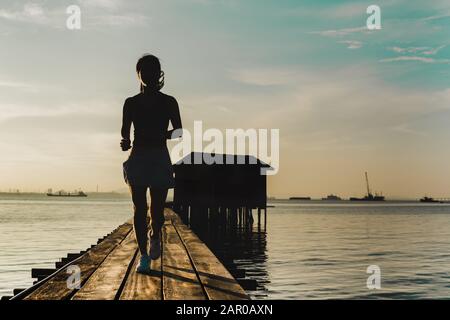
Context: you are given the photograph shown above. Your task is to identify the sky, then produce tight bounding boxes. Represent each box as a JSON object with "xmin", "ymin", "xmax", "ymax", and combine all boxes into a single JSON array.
[{"xmin": 0, "ymin": 0, "xmax": 449, "ymax": 199}]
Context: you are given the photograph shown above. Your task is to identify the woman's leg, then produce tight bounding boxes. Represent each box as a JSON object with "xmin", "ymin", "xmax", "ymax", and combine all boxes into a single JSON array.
[
  {"xmin": 130, "ymin": 185, "xmax": 149, "ymax": 255},
  {"xmin": 149, "ymin": 188, "xmax": 168, "ymax": 240}
]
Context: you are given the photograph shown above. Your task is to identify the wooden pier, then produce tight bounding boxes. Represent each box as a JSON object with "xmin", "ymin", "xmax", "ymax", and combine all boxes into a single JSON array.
[{"xmin": 9, "ymin": 209, "xmax": 249, "ymax": 300}]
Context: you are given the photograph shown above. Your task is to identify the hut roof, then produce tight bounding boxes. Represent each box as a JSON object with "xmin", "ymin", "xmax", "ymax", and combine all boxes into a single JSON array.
[{"xmin": 174, "ymin": 152, "xmax": 271, "ymax": 168}]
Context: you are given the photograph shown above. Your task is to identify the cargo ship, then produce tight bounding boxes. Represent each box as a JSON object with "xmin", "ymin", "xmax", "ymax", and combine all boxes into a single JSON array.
[
  {"xmin": 350, "ymin": 172, "xmax": 385, "ymax": 202},
  {"xmin": 420, "ymin": 197, "xmax": 441, "ymax": 203},
  {"xmin": 322, "ymin": 194, "xmax": 342, "ymax": 201}
]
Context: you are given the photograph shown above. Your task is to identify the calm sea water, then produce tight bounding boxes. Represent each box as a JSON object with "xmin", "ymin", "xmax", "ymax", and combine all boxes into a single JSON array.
[
  {"xmin": 1, "ymin": 194, "xmax": 450, "ymax": 299},
  {"xmin": 0, "ymin": 193, "xmax": 132, "ymax": 298},
  {"xmin": 262, "ymin": 201, "xmax": 450, "ymax": 299}
]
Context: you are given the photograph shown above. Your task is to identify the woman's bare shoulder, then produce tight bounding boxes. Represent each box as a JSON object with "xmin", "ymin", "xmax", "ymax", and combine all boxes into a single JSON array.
[
  {"xmin": 159, "ymin": 92, "xmax": 177, "ymax": 104},
  {"xmin": 125, "ymin": 93, "xmax": 142, "ymax": 103}
]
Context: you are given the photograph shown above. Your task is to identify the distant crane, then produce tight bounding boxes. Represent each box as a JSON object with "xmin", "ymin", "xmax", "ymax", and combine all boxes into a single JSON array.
[
  {"xmin": 365, "ymin": 171, "xmax": 371, "ymax": 197},
  {"xmin": 350, "ymin": 171, "xmax": 385, "ymax": 201}
]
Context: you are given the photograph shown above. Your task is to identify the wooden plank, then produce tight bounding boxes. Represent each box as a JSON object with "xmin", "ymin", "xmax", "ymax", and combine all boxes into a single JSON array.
[
  {"xmin": 119, "ymin": 252, "xmax": 162, "ymax": 300},
  {"xmin": 71, "ymin": 229, "xmax": 138, "ymax": 300},
  {"xmin": 162, "ymin": 222, "xmax": 206, "ymax": 300},
  {"xmin": 13, "ymin": 289, "xmax": 25, "ymax": 295},
  {"xmin": 23, "ymin": 221, "xmax": 133, "ymax": 300},
  {"xmin": 165, "ymin": 209, "xmax": 249, "ymax": 300}
]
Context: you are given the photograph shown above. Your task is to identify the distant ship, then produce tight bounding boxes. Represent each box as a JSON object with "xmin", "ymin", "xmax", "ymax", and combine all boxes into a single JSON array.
[
  {"xmin": 289, "ymin": 197, "xmax": 311, "ymax": 201},
  {"xmin": 322, "ymin": 194, "xmax": 342, "ymax": 201},
  {"xmin": 47, "ymin": 190, "xmax": 87, "ymax": 197},
  {"xmin": 350, "ymin": 194, "xmax": 385, "ymax": 201},
  {"xmin": 350, "ymin": 172, "xmax": 385, "ymax": 202},
  {"xmin": 420, "ymin": 196, "xmax": 440, "ymax": 203}
]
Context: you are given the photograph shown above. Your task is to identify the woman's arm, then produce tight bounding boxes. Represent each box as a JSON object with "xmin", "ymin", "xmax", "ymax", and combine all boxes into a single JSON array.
[
  {"xmin": 166, "ymin": 97, "xmax": 183, "ymax": 139},
  {"xmin": 120, "ymin": 98, "xmax": 132, "ymax": 151}
]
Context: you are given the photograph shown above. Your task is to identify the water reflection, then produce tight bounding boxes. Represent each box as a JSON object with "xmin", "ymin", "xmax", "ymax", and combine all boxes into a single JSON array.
[{"xmin": 187, "ymin": 208, "xmax": 270, "ymax": 299}]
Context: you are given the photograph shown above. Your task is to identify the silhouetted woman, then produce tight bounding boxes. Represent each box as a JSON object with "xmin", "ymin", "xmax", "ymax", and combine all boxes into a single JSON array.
[{"xmin": 121, "ymin": 54, "xmax": 182, "ymax": 273}]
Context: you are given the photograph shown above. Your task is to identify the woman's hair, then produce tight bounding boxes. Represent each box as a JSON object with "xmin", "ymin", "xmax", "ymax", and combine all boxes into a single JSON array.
[{"xmin": 136, "ymin": 54, "xmax": 165, "ymax": 92}]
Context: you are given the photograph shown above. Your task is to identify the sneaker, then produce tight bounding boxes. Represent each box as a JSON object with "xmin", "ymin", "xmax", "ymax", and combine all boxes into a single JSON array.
[
  {"xmin": 149, "ymin": 237, "xmax": 161, "ymax": 260},
  {"xmin": 136, "ymin": 254, "xmax": 150, "ymax": 274}
]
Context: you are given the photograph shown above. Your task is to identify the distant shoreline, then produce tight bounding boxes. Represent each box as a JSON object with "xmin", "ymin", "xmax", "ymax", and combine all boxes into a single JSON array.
[
  {"xmin": 0, "ymin": 191, "xmax": 442, "ymax": 203},
  {"xmin": 0, "ymin": 192, "xmax": 447, "ymax": 203},
  {"xmin": 0, "ymin": 191, "xmax": 129, "ymax": 196}
]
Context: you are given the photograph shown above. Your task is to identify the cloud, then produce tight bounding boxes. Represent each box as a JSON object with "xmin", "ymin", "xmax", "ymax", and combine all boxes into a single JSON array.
[
  {"xmin": 0, "ymin": 1, "xmax": 149, "ymax": 29},
  {"xmin": 0, "ymin": 95, "xmax": 122, "ymax": 123},
  {"xmin": 421, "ymin": 13, "xmax": 450, "ymax": 21},
  {"xmin": 188, "ymin": 65, "xmax": 450, "ymax": 152},
  {"xmin": 388, "ymin": 45, "xmax": 446, "ymax": 55},
  {"xmin": 384, "ymin": 43, "xmax": 449, "ymax": 64},
  {"xmin": 79, "ymin": 0, "xmax": 150, "ymax": 28},
  {"xmin": 0, "ymin": 80, "xmax": 41, "ymax": 92},
  {"xmin": 77, "ymin": 0, "xmax": 122, "ymax": 10},
  {"xmin": 223, "ymin": 65, "xmax": 450, "ymax": 142},
  {"xmin": 0, "ymin": 113, "xmax": 118, "ymax": 135},
  {"xmin": 329, "ymin": 3, "xmax": 370, "ymax": 19},
  {"xmin": 423, "ymin": 45, "xmax": 446, "ymax": 55},
  {"xmin": 0, "ymin": 3, "xmax": 50, "ymax": 25},
  {"xmin": 229, "ymin": 68, "xmax": 296, "ymax": 86},
  {"xmin": 391, "ymin": 123, "xmax": 428, "ymax": 137},
  {"xmin": 388, "ymin": 46, "xmax": 430, "ymax": 54},
  {"xmin": 87, "ymin": 13, "xmax": 149, "ymax": 27},
  {"xmin": 309, "ymin": 26, "xmax": 368, "ymax": 37},
  {"xmin": 339, "ymin": 40, "xmax": 363, "ymax": 49},
  {"xmin": 380, "ymin": 56, "xmax": 450, "ymax": 64},
  {"xmin": 281, "ymin": 2, "xmax": 380, "ymax": 20}
]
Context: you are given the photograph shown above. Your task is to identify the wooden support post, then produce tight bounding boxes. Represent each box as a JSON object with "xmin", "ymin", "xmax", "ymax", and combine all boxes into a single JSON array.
[
  {"xmin": 191, "ymin": 206, "xmax": 208, "ymax": 233},
  {"xmin": 246, "ymin": 207, "xmax": 250, "ymax": 226},
  {"xmin": 178, "ymin": 205, "xmax": 187, "ymax": 224},
  {"xmin": 219, "ymin": 207, "xmax": 227, "ymax": 230},
  {"xmin": 190, "ymin": 205, "xmax": 197, "ymax": 228},
  {"xmin": 249, "ymin": 208, "xmax": 254, "ymax": 225},
  {"xmin": 264, "ymin": 208, "xmax": 267, "ymax": 229},
  {"xmin": 211, "ymin": 206, "xmax": 218, "ymax": 226},
  {"xmin": 230, "ymin": 207, "xmax": 238, "ymax": 229},
  {"xmin": 188, "ymin": 205, "xmax": 191, "ymax": 227}
]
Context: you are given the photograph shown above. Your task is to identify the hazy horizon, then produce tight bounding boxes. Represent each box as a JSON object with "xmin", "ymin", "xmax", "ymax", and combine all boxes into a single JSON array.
[
  {"xmin": 0, "ymin": 190, "xmax": 445, "ymax": 202},
  {"xmin": 1, "ymin": 0, "xmax": 450, "ymax": 199}
]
